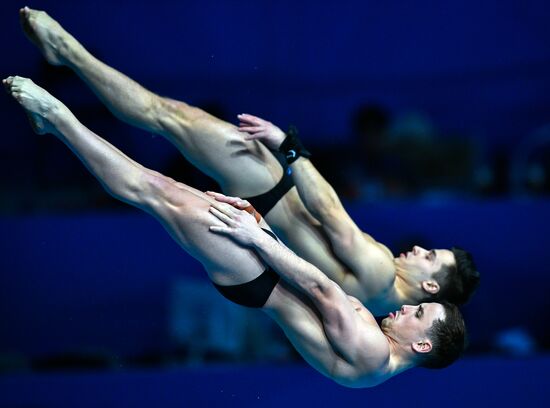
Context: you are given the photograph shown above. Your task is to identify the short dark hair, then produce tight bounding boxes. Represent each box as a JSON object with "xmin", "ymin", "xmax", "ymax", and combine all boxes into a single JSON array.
[
  {"xmin": 433, "ymin": 247, "xmax": 480, "ymax": 305},
  {"xmin": 420, "ymin": 301, "xmax": 466, "ymax": 369}
]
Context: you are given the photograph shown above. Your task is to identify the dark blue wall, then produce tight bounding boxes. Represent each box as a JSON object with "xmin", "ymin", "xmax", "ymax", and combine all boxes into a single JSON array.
[{"xmin": 1, "ymin": 357, "xmax": 548, "ymax": 407}]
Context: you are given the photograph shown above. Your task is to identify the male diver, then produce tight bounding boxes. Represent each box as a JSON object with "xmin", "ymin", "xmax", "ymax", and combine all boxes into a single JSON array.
[{"xmin": 4, "ymin": 75, "xmax": 466, "ymax": 387}]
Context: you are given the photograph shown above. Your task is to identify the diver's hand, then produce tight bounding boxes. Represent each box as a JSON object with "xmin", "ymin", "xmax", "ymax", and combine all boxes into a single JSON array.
[
  {"xmin": 206, "ymin": 191, "xmax": 250, "ymax": 209},
  {"xmin": 206, "ymin": 191, "xmax": 261, "ymax": 222},
  {"xmin": 209, "ymin": 201, "xmax": 264, "ymax": 247},
  {"xmin": 237, "ymin": 113, "xmax": 286, "ymax": 150}
]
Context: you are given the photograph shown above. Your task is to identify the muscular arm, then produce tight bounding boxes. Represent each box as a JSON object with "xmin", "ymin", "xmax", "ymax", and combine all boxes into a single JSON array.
[
  {"xmin": 237, "ymin": 114, "xmax": 395, "ymax": 287},
  {"xmin": 209, "ymin": 204, "xmax": 367, "ymax": 365},
  {"xmin": 290, "ymin": 156, "xmax": 356, "ymax": 237}
]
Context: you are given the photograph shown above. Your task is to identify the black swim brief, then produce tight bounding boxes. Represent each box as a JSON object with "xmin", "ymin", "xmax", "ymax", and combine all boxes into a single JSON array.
[
  {"xmin": 213, "ymin": 229, "xmax": 281, "ymax": 308},
  {"xmin": 243, "ymin": 167, "xmax": 294, "ymax": 217}
]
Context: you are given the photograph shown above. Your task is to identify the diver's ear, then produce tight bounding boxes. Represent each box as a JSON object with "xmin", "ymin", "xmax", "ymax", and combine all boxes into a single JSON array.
[
  {"xmin": 422, "ymin": 280, "xmax": 440, "ymax": 295},
  {"xmin": 412, "ymin": 340, "xmax": 433, "ymax": 354}
]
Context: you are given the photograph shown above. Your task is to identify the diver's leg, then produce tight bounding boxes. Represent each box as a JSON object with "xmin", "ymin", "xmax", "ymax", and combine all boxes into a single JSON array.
[
  {"xmin": 4, "ymin": 75, "xmax": 265, "ymax": 285},
  {"xmin": 20, "ymin": 7, "xmax": 283, "ymax": 197}
]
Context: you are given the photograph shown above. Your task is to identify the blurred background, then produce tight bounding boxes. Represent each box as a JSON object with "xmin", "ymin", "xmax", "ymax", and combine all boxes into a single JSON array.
[{"xmin": 0, "ymin": 0, "xmax": 549, "ymax": 406}]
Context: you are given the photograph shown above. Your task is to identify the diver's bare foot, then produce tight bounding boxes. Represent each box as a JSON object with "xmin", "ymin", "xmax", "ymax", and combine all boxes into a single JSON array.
[
  {"xmin": 19, "ymin": 6, "xmax": 77, "ymax": 66},
  {"xmin": 3, "ymin": 76, "xmax": 67, "ymax": 135}
]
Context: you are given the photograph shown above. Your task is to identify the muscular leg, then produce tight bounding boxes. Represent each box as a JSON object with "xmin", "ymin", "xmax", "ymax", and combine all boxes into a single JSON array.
[
  {"xmin": 19, "ymin": 7, "xmax": 283, "ymax": 198},
  {"xmin": 3, "ymin": 76, "xmax": 265, "ymax": 286}
]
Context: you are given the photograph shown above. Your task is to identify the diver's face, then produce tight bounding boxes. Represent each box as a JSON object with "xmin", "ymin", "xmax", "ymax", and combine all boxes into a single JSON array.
[
  {"xmin": 396, "ymin": 246, "xmax": 455, "ymax": 279},
  {"xmin": 381, "ymin": 302, "xmax": 445, "ymax": 346}
]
